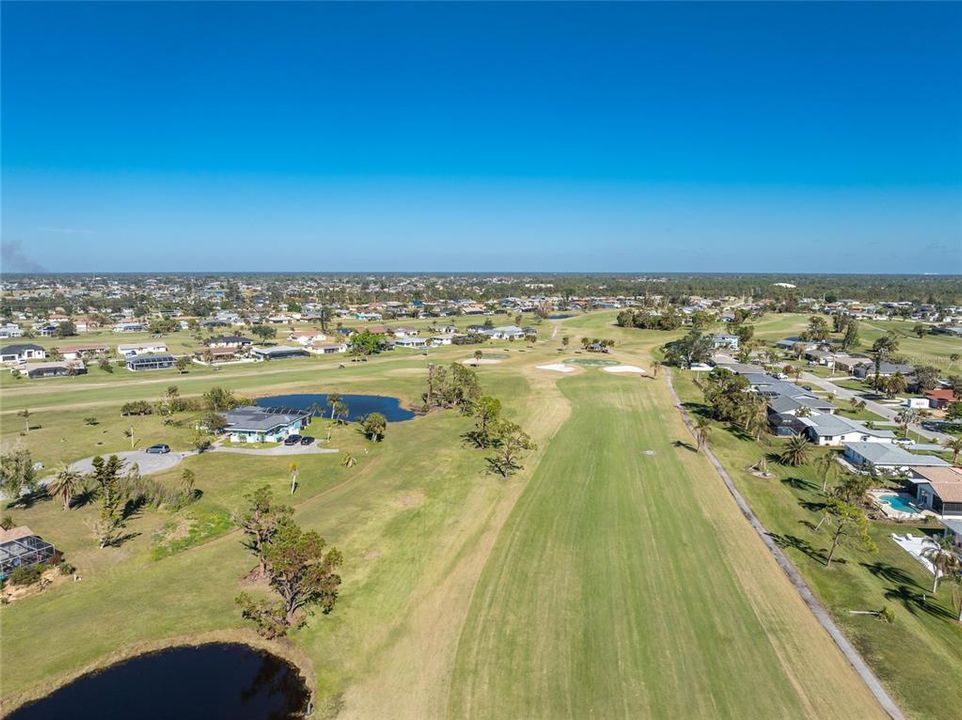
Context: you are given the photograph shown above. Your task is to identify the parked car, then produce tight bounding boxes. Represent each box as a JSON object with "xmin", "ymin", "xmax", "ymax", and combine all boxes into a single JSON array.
[
  {"xmin": 283, "ymin": 435, "xmax": 302, "ymax": 446},
  {"xmin": 145, "ymin": 444, "xmax": 170, "ymax": 454},
  {"xmin": 300, "ymin": 436, "xmax": 315, "ymax": 446}
]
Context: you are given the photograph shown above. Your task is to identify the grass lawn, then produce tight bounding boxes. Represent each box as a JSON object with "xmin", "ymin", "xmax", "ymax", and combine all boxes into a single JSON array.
[
  {"xmin": 673, "ymin": 371, "xmax": 962, "ymax": 720},
  {"xmin": 0, "ymin": 312, "xmax": 908, "ymax": 717}
]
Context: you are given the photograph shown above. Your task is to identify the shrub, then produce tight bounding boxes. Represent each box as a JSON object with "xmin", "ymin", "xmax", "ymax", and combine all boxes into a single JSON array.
[
  {"xmin": 58, "ymin": 561, "xmax": 77, "ymax": 576},
  {"xmin": 8, "ymin": 563, "xmax": 47, "ymax": 586},
  {"xmin": 120, "ymin": 400, "xmax": 152, "ymax": 416}
]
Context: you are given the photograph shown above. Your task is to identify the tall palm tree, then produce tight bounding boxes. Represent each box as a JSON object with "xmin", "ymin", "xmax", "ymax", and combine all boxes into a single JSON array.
[
  {"xmin": 49, "ymin": 465, "xmax": 85, "ymax": 511},
  {"xmin": 327, "ymin": 392, "xmax": 343, "ymax": 421},
  {"xmin": 693, "ymin": 415, "xmax": 712, "ymax": 452},
  {"xmin": 779, "ymin": 433, "xmax": 811, "ymax": 466},
  {"xmin": 870, "ymin": 335, "xmax": 899, "ymax": 384},
  {"xmin": 895, "ymin": 409, "xmax": 918, "ymax": 439},
  {"xmin": 943, "ymin": 436, "xmax": 962, "ymax": 464},
  {"xmin": 921, "ymin": 537, "xmax": 962, "ymax": 593}
]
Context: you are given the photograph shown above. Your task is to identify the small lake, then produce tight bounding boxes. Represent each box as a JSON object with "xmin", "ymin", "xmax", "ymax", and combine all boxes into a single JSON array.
[
  {"xmin": 9, "ymin": 643, "xmax": 310, "ymax": 720},
  {"xmin": 257, "ymin": 393, "xmax": 415, "ymax": 422},
  {"xmin": 547, "ymin": 313, "xmax": 574, "ymax": 319}
]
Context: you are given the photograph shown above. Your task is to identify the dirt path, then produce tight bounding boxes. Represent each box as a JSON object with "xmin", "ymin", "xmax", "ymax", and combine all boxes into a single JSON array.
[{"xmin": 665, "ymin": 368, "xmax": 905, "ymax": 720}]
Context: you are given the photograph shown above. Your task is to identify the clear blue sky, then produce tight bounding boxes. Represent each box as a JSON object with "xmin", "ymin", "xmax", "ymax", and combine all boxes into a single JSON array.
[{"xmin": 2, "ymin": 1, "xmax": 960, "ymax": 273}]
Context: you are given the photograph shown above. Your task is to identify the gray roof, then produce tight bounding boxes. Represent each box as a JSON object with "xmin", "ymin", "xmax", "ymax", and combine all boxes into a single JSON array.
[
  {"xmin": 843, "ymin": 442, "xmax": 949, "ymax": 467},
  {"xmin": 1, "ymin": 343, "xmax": 45, "ymax": 355},
  {"xmin": 223, "ymin": 406, "xmax": 310, "ymax": 432},
  {"xmin": 767, "ymin": 395, "xmax": 835, "ymax": 414},
  {"xmin": 799, "ymin": 414, "xmax": 895, "ymax": 439}
]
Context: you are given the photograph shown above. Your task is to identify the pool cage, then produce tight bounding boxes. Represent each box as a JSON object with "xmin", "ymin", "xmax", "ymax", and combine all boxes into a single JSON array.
[{"xmin": 0, "ymin": 535, "xmax": 59, "ymax": 579}]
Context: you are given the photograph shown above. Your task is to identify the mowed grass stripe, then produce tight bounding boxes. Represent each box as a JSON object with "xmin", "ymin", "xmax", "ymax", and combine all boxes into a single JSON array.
[{"xmin": 449, "ymin": 373, "xmax": 885, "ymax": 719}]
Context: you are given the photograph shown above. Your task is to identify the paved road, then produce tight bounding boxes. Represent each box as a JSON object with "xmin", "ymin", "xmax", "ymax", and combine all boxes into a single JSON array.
[{"xmin": 800, "ymin": 372, "xmax": 951, "ymax": 444}]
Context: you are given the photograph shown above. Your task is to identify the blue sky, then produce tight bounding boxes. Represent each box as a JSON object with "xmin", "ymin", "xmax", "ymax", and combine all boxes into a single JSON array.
[{"xmin": 2, "ymin": 1, "xmax": 960, "ymax": 273}]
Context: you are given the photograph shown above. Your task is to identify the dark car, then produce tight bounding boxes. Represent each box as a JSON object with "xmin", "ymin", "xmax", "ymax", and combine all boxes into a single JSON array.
[
  {"xmin": 300, "ymin": 436, "xmax": 315, "ymax": 446},
  {"xmin": 801, "ymin": 385, "xmax": 813, "ymax": 391},
  {"xmin": 145, "ymin": 444, "xmax": 170, "ymax": 454},
  {"xmin": 283, "ymin": 435, "xmax": 302, "ymax": 446}
]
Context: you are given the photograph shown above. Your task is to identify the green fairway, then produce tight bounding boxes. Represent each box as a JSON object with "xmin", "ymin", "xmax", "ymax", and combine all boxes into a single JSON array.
[
  {"xmin": 0, "ymin": 313, "xmax": 895, "ymax": 718},
  {"xmin": 449, "ymin": 372, "xmax": 884, "ymax": 719}
]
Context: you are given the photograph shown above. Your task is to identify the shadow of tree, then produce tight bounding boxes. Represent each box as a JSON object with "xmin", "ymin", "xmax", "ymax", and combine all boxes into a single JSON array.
[
  {"xmin": 884, "ymin": 584, "xmax": 955, "ymax": 620},
  {"xmin": 122, "ymin": 495, "xmax": 148, "ymax": 521},
  {"xmin": 783, "ymin": 476, "xmax": 818, "ymax": 492},
  {"xmin": 672, "ymin": 440, "xmax": 698, "ymax": 453},
  {"xmin": 862, "ymin": 562, "xmax": 919, "ymax": 589},
  {"xmin": 800, "ymin": 499, "xmax": 830, "ymax": 513},
  {"xmin": 768, "ymin": 532, "xmax": 834, "ymax": 565}
]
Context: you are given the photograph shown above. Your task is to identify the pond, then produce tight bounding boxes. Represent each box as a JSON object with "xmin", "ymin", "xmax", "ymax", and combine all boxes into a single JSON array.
[
  {"xmin": 547, "ymin": 313, "xmax": 574, "ymax": 320},
  {"xmin": 9, "ymin": 643, "xmax": 310, "ymax": 720},
  {"xmin": 257, "ymin": 393, "xmax": 415, "ymax": 422}
]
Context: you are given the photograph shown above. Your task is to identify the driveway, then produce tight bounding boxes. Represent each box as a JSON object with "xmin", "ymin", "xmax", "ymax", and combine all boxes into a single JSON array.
[
  {"xmin": 210, "ymin": 444, "xmax": 339, "ymax": 457},
  {"xmin": 69, "ymin": 449, "xmax": 194, "ymax": 476},
  {"xmin": 800, "ymin": 372, "xmax": 951, "ymax": 443}
]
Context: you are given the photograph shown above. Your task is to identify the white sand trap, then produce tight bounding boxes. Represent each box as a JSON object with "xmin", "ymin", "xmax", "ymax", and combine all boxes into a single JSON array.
[
  {"xmin": 603, "ymin": 365, "xmax": 646, "ymax": 374},
  {"xmin": 537, "ymin": 363, "xmax": 576, "ymax": 373},
  {"xmin": 461, "ymin": 358, "xmax": 503, "ymax": 365}
]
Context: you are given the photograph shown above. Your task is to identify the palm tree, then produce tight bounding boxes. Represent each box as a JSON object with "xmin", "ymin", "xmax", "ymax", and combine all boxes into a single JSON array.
[
  {"xmin": 327, "ymin": 392, "xmax": 342, "ymax": 421},
  {"xmin": 693, "ymin": 416, "xmax": 712, "ymax": 452},
  {"xmin": 942, "ymin": 436, "xmax": 962, "ymax": 464},
  {"xmin": 650, "ymin": 362, "xmax": 659, "ymax": 378},
  {"xmin": 474, "ymin": 349, "xmax": 483, "ymax": 366},
  {"xmin": 870, "ymin": 335, "xmax": 899, "ymax": 385},
  {"xmin": 796, "ymin": 406, "xmax": 813, "ymax": 418},
  {"xmin": 921, "ymin": 537, "xmax": 962, "ymax": 593},
  {"xmin": 17, "ymin": 409, "xmax": 31, "ymax": 434},
  {"xmin": 895, "ymin": 409, "xmax": 918, "ymax": 440},
  {"xmin": 815, "ymin": 451, "xmax": 839, "ymax": 492},
  {"xmin": 49, "ymin": 465, "xmax": 85, "ymax": 511},
  {"xmin": 779, "ymin": 433, "xmax": 811, "ymax": 466}
]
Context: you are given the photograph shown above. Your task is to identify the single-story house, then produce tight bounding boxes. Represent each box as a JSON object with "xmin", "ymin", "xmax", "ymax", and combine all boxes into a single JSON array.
[
  {"xmin": 112, "ymin": 321, "xmax": 145, "ymax": 332},
  {"xmin": 852, "ymin": 362, "xmax": 915, "ymax": 380},
  {"xmin": 195, "ymin": 346, "xmax": 243, "ymax": 364},
  {"xmin": 118, "ymin": 342, "xmax": 168, "ymax": 357},
  {"xmin": 205, "ymin": 335, "xmax": 253, "ymax": 349},
  {"xmin": 221, "ymin": 406, "xmax": 311, "ymax": 443},
  {"xmin": 58, "ymin": 344, "xmax": 110, "ymax": 361},
  {"xmin": 767, "ymin": 394, "xmax": 836, "ymax": 417},
  {"xmin": 842, "ymin": 441, "xmax": 950, "ymax": 473},
  {"xmin": 482, "ymin": 325, "xmax": 526, "ymax": 340},
  {"xmin": 710, "ymin": 333, "xmax": 740, "ymax": 350},
  {"xmin": 252, "ymin": 346, "xmax": 310, "ymax": 361},
  {"xmin": 289, "ymin": 332, "xmax": 328, "ymax": 346},
  {"xmin": 430, "ymin": 335, "xmax": 453, "ymax": 346},
  {"xmin": 904, "ymin": 398, "xmax": 931, "ymax": 410},
  {"xmin": 796, "ymin": 414, "xmax": 895, "ymax": 446},
  {"xmin": 906, "ymin": 467, "xmax": 962, "ymax": 517},
  {"xmin": 0, "ymin": 324, "xmax": 23, "ymax": 339},
  {"xmin": 392, "ymin": 327, "xmax": 420, "ymax": 338},
  {"xmin": 24, "ymin": 361, "xmax": 87, "ymax": 379},
  {"xmin": 126, "ymin": 353, "xmax": 176, "ymax": 371},
  {"xmin": 355, "ymin": 312, "xmax": 382, "ymax": 321},
  {"xmin": 394, "ymin": 336, "xmax": 429, "ymax": 349},
  {"xmin": 925, "ymin": 388, "xmax": 956, "ymax": 410},
  {"xmin": 0, "ymin": 526, "xmax": 60, "ymax": 580},
  {"xmin": 774, "ymin": 337, "xmax": 816, "ymax": 352},
  {"xmin": 307, "ymin": 342, "xmax": 348, "ymax": 355},
  {"xmin": 0, "ymin": 344, "xmax": 47, "ymax": 364},
  {"xmin": 33, "ymin": 324, "xmax": 58, "ymax": 337}
]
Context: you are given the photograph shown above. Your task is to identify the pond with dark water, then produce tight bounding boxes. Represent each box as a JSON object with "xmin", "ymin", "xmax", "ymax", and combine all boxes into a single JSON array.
[
  {"xmin": 257, "ymin": 393, "xmax": 415, "ymax": 422},
  {"xmin": 9, "ymin": 643, "xmax": 310, "ymax": 720}
]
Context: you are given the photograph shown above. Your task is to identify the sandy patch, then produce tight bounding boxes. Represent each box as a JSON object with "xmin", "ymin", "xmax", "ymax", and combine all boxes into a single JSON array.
[
  {"xmin": 393, "ymin": 490, "xmax": 426, "ymax": 508},
  {"xmin": 603, "ymin": 365, "xmax": 646, "ymax": 374},
  {"xmin": 536, "ymin": 363, "xmax": 576, "ymax": 373},
  {"xmin": 461, "ymin": 358, "xmax": 503, "ymax": 365}
]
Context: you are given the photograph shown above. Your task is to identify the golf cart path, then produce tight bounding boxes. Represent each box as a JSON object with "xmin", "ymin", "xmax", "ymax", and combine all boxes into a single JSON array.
[{"xmin": 666, "ymin": 368, "xmax": 905, "ymax": 720}]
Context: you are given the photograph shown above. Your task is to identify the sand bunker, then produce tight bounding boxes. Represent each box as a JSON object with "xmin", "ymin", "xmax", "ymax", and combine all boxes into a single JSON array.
[
  {"xmin": 461, "ymin": 358, "xmax": 503, "ymax": 365},
  {"xmin": 537, "ymin": 363, "xmax": 576, "ymax": 373},
  {"xmin": 602, "ymin": 365, "xmax": 646, "ymax": 374}
]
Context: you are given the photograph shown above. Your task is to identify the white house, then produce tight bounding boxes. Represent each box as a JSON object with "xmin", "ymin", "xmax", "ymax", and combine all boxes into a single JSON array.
[
  {"xmin": 0, "ymin": 324, "xmax": 23, "ymax": 339},
  {"xmin": 113, "ymin": 321, "xmax": 145, "ymax": 332},
  {"xmin": 307, "ymin": 342, "xmax": 348, "ymax": 355},
  {"xmin": 903, "ymin": 398, "xmax": 930, "ymax": 410},
  {"xmin": 290, "ymin": 332, "xmax": 328, "ymax": 346},
  {"xmin": 842, "ymin": 442, "xmax": 950, "ymax": 474},
  {"xmin": 394, "ymin": 336, "xmax": 429, "ymax": 349},
  {"xmin": 710, "ymin": 333, "xmax": 740, "ymax": 350},
  {"xmin": 118, "ymin": 342, "xmax": 168, "ymax": 357},
  {"xmin": 482, "ymin": 325, "xmax": 526, "ymax": 340},
  {"xmin": 355, "ymin": 312, "xmax": 382, "ymax": 321},
  {"xmin": 796, "ymin": 414, "xmax": 896, "ymax": 447},
  {"xmin": 0, "ymin": 344, "xmax": 47, "ymax": 364},
  {"xmin": 430, "ymin": 335, "xmax": 453, "ymax": 346}
]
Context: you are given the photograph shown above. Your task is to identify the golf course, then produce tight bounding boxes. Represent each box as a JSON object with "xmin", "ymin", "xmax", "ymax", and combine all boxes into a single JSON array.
[{"xmin": 0, "ymin": 311, "xmax": 905, "ymax": 717}]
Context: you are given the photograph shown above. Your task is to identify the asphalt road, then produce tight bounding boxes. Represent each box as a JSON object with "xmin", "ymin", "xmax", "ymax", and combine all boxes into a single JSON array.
[{"xmin": 800, "ymin": 372, "xmax": 951, "ymax": 444}]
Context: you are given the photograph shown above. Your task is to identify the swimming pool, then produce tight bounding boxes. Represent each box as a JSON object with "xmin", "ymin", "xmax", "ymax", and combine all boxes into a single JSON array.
[{"xmin": 878, "ymin": 494, "xmax": 919, "ymax": 514}]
